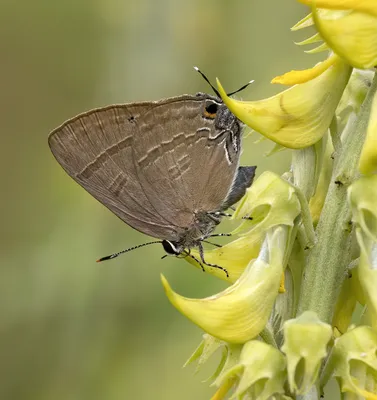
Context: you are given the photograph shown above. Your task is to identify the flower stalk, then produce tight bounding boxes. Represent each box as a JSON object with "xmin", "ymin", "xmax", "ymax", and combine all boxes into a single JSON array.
[
  {"xmin": 297, "ymin": 71, "xmax": 377, "ymax": 323},
  {"xmin": 160, "ymin": 3, "xmax": 377, "ymax": 398}
]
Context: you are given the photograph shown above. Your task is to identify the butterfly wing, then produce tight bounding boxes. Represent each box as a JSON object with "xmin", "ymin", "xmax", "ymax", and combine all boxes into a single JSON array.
[
  {"xmin": 48, "ymin": 102, "xmax": 182, "ymax": 240},
  {"xmin": 49, "ymin": 95, "xmax": 243, "ymax": 239},
  {"xmin": 131, "ymin": 95, "xmax": 241, "ymax": 227}
]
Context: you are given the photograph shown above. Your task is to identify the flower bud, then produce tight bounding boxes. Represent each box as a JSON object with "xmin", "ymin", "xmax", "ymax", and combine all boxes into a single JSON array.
[{"xmin": 282, "ymin": 311, "xmax": 332, "ymax": 394}]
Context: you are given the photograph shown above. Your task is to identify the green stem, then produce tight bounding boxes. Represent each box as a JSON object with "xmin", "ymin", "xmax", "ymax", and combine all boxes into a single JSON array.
[
  {"xmin": 292, "ymin": 185, "xmax": 316, "ymax": 248},
  {"xmin": 297, "ymin": 71, "xmax": 377, "ymax": 323},
  {"xmin": 292, "ymin": 147, "xmax": 318, "ymax": 200}
]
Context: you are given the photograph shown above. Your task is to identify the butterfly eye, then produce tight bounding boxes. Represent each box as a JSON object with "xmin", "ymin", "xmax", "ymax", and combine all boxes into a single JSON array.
[{"xmin": 203, "ymin": 102, "xmax": 218, "ymax": 119}]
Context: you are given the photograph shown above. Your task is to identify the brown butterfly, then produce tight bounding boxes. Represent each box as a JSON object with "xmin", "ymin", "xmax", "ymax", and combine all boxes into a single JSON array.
[{"xmin": 49, "ymin": 71, "xmax": 256, "ymax": 276}]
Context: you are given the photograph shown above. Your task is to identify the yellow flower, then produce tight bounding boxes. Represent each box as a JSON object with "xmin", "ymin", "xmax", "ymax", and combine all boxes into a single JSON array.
[
  {"xmin": 271, "ymin": 53, "xmax": 337, "ymax": 85},
  {"xmin": 298, "ymin": 1, "xmax": 377, "ymax": 69},
  {"xmin": 161, "ymin": 226, "xmax": 288, "ymax": 344},
  {"xmin": 322, "ymin": 326, "xmax": 377, "ymax": 399},
  {"xmin": 184, "ymin": 171, "xmax": 301, "ymax": 283},
  {"xmin": 233, "ymin": 171, "xmax": 301, "ymax": 235},
  {"xmin": 298, "ymin": 0, "xmax": 377, "ymax": 19},
  {"xmin": 282, "ymin": 311, "xmax": 332, "ymax": 394},
  {"xmin": 217, "ymin": 55, "xmax": 351, "ymax": 149},
  {"xmin": 184, "ymin": 233, "xmax": 263, "ymax": 283}
]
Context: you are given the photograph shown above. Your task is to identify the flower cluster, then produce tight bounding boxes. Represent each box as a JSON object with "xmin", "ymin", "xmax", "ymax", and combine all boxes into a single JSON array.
[{"xmin": 161, "ymin": 1, "xmax": 377, "ymax": 398}]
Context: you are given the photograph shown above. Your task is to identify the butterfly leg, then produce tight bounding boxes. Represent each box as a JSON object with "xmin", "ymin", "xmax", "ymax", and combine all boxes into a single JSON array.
[
  {"xmin": 201, "ymin": 233, "xmax": 232, "ymax": 249},
  {"xmin": 209, "ymin": 211, "xmax": 253, "ymax": 221},
  {"xmin": 197, "ymin": 242, "xmax": 229, "ymax": 278},
  {"xmin": 202, "ymin": 240, "xmax": 222, "ymax": 248},
  {"xmin": 184, "ymin": 250, "xmax": 206, "ymax": 272},
  {"xmin": 208, "ymin": 233, "xmax": 232, "ymax": 238},
  {"xmin": 211, "ymin": 211, "xmax": 233, "ymax": 218}
]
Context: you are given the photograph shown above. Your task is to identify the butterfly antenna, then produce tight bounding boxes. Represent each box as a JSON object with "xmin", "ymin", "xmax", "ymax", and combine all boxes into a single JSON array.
[
  {"xmin": 194, "ymin": 66, "xmax": 221, "ymax": 98},
  {"xmin": 194, "ymin": 66, "xmax": 254, "ymax": 98},
  {"xmin": 96, "ymin": 241, "xmax": 162, "ymax": 262},
  {"xmin": 226, "ymin": 80, "xmax": 255, "ymax": 96}
]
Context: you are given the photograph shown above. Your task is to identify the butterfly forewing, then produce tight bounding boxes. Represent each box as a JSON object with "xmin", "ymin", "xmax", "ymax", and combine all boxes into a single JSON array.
[
  {"xmin": 48, "ymin": 103, "xmax": 180, "ymax": 240},
  {"xmin": 132, "ymin": 96, "xmax": 240, "ymax": 227},
  {"xmin": 49, "ymin": 94, "xmax": 242, "ymax": 242}
]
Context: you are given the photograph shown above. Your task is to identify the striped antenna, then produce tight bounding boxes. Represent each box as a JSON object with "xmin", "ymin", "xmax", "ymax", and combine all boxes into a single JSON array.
[{"xmin": 96, "ymin": 241, "xmax": 162, "ymax": 262}]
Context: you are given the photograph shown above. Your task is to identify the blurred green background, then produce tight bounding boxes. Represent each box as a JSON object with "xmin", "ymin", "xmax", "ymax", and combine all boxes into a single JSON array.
[{"xmin": 0, "ymin": 1, "xmax": 320, "ymax": 399}]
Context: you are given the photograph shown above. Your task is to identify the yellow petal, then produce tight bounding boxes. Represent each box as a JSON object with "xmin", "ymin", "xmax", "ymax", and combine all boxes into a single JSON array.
[
  {"xmin": 313, "ymin": 6, "xmax": 377, "ymax": 69},
  {"xmin": 217, "ymin": 57, "xmax": 351, "ymax": 149},
  {"xmin": 185, "ymin": 233, "xmax": 263, "ymax": 283},
  {"xmin": 184, "ymin": 172, "xmax": 302, "ymax": 283},
  {"xmin": 282, "ymin": 311, "xmax": 332, "ymax": 394},
  {"xmin": 324, "ymin": 326, "xmax": 377, "ymax": 399},
  {"xmin": 210, "ymin": 377, "xmax": 236, "ymax": 400},
  {"xmin": 161, "ymin": 226, "xmax": 288, "ymax": 344},
  {"xmin": 298, "ymin": 0, "xmax": 377, "ymax": 18},
  {"xmin": 272, "ymin": 53, "xmax": 337, "ymax": 85},
  {"xmin": 359, "ymin": 89, "xmax": 377, "ymax": 175},
  {"xmin": 233, "ymin": 171, "xmax": 301, "ymax": 234}
]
